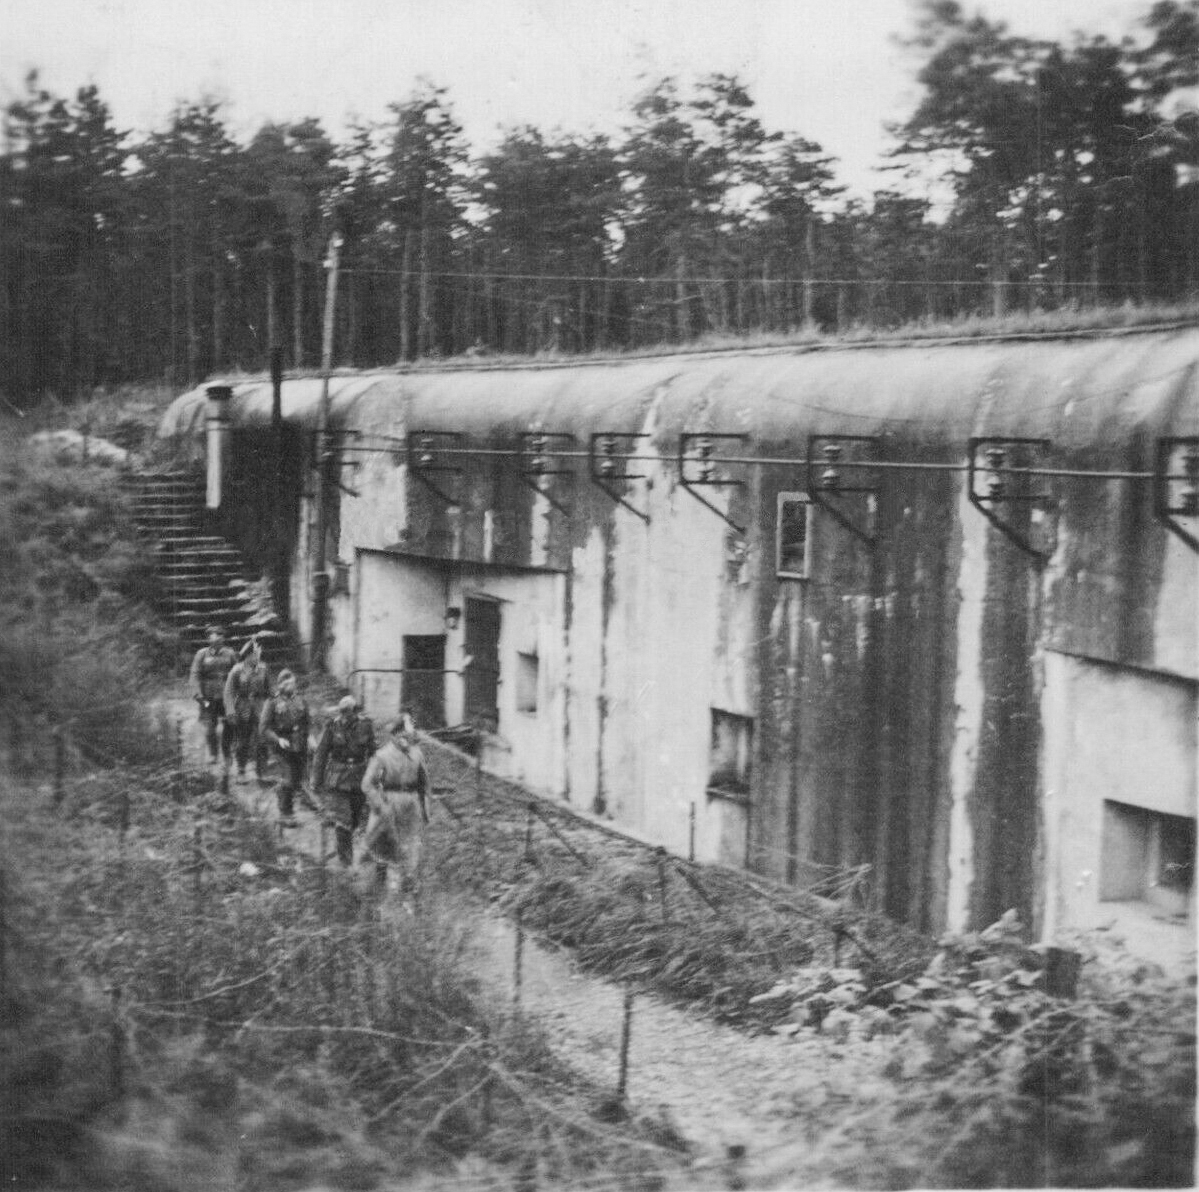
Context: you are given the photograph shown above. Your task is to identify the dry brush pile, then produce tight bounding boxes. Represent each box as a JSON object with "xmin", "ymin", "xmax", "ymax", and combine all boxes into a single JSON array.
[
  {"xmin": 0, "ymin": 758, "xmax": 690, "ymax": 1191},
  {"xmin": 423, "ymin": 740, "xmax": 1197, "ymax": 1188}
]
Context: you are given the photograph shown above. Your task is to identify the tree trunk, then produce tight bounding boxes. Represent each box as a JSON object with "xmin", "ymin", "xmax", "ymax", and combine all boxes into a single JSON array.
[
  {"xmin": 674, "ymin": 243, "xmax": 688, "ymax": 342},
  {"xmin": 185, "ymin": 196, "xmax": 199, "ymax": 387},
  {"xmin": 418, "ymin": 223, "xmax": 434, "ymax": 358},
  {"xmin": 267, "ymin": 259, "xmax": 278, "ymax": 370},
  {"xmin": 803, "ymin": 220, "xmax": 816, "ymax": 329},
  {"xmin": 212, "ymin": 254, "xmax": 224, "ymax": 373},
  {"xmin": 989, "ymin": 227, "xmax": 1007, "ymax": 320},
  {"xmin": 400, "ymin": 228, "xmax": 414, "ymax": 361},
  {"xmin": 292, "ymin": 249, "xmax": 304, "ymax": 368}
]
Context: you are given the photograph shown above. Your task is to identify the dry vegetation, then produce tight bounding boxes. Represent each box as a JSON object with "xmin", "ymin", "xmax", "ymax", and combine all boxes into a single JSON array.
[{"xmin": 423, "ymin": 743, "xmax": 1197, "ymax": 1188}]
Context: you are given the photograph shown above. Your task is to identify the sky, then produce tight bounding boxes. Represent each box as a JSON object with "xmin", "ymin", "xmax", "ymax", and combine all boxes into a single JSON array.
[{"xmin": 0, "ymin": 0, "xmax": 1163, "ymax": 198}]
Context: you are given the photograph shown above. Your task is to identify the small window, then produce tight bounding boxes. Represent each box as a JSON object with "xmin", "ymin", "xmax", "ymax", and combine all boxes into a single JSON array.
[
  {"xmin": 777, "ymin": 492, "xmax": 812, "ymax": 579},
  {"xmin": 707, "ymin": 709, "xmax": 753, "ymax": 803},
  {"xmin": 516, "ymin": 651, "xmax": 539, "ymax": 714},
  {"xmin": 1100, "ymin": 800, "xmax": 1195, "ymax": 913}
]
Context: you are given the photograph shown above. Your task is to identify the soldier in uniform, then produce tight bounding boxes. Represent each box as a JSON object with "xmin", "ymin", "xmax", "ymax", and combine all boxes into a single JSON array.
[
  {"xmin": 224, "ymin": 635, "xmax": 272, "ymax": 783},
  {"xmin": 313, "ymin": 695, "xmax": 377, "ymax": 866},
  {"xmin": 361, "ymin": 708, "xmax": 430, "ymax": 894},
  {"xmin": 188, "ymin": 625, "xmax": 238, "ymax": 768},
  {"xmin": 258, "ymin": 669, "xmax": 310, "ymax": 826}
]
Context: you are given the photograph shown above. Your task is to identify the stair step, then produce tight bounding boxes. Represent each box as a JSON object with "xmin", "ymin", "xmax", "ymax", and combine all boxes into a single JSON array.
[
  {"xmin": 156, "ymin": 552, "xmax": 240, "ymax": 562},
  {"xmin": 162, "ymin": 579, "xmax": 246, "ymax": 592}
]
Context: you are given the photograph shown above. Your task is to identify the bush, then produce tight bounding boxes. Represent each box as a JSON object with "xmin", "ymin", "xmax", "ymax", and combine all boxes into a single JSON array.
[
  {"xmin": 0, "ymin": 414, "xmax": 175, "ymax": 764},
  {"xmin": 753, "ymin": 912, "xmax": 1197, "ymax": 1188}
]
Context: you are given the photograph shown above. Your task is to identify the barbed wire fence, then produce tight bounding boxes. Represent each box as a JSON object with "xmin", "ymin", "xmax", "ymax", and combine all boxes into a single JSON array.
[
  {"xmin": 1, "ymin": 695, "xmax": 931, "ymax": 1188},
  {"xmin": 0, "ymin": 703, "xmax": 750, "ymax": 1186}
]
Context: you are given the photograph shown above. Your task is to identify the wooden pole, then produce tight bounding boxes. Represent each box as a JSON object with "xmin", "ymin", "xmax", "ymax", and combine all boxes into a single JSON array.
[
  {"xmin": 110, "ymin": 986, "xmax": 124, "ymax": 1097},
  {"xmin": 0, "ymin": 871, "xmax": 7, "ymax": 1003},
  {"xmin": 655, "ymin": 848, "xmax": 670, "ymax": 923},
  {"xmin": 513, "ymin": 905, "xmax": 524, "ymax": 1008},
  {"xmin": 616, "ymin": 987, "xmax": 634, "ymax": 1102},
  {"xmin": 53, "ymin": 725, "xmax": 66, "ymax": 808},
  {"xmin": 309, "ymin": 233, "xmax": 343, "ymax": 673}
]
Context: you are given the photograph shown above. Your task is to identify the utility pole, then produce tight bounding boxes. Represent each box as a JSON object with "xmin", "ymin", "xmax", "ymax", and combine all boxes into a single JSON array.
[{"xmin": 309, "ymin": 232, "xmax": 343, "ymax": 672}]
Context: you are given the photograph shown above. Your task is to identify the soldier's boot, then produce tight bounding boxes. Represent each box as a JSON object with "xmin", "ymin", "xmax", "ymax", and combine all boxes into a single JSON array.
[{"xmin": 335, "ymin": 827, "xmax": 354, "ymax": 867}]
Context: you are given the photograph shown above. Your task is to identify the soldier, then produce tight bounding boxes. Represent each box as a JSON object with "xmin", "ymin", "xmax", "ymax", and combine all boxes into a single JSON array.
[
  {"xmin": 188, "ymin": 625, "xmax": 238, "ymax": 768},
  {"xmin": 312, "ymin": 695, "xmax": 377, "ymax": 867},
  {"xmin": 361, "ymin": 708, "xmax": 430, "ymax": 894},
  {"xmin": 223, "ymin": 635, "xmax": 271, "ymax": 783},
  {"xmin": 258, "ymin": 669, "xmax": 310, "ymax": 826}
]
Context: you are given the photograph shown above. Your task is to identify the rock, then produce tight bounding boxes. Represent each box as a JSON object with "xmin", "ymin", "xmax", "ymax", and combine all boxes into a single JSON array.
[{"xmin": 28, "ymin": 429, "xmax": 128, "ymax": 465}]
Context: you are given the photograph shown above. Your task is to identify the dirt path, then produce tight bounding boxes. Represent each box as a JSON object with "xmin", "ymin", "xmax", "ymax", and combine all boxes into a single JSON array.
[{"xmin": 154, "ymin": 690, "xmax": 864, "ymax": 1190}]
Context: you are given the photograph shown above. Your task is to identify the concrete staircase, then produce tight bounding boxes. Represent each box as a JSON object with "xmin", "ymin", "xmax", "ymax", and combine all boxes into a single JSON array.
[{"xmin": 124, "ymin": 468, "xmax": 290, "ymax": 662}]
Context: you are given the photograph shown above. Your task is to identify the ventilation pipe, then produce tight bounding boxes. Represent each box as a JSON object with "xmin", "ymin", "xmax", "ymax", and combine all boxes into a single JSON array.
[{"xmin": 205, "ymin": 384, "xmax": 234, "ymax": 510}]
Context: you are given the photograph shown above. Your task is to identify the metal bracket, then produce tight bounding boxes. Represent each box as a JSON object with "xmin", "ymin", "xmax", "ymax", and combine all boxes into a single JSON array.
[
  {"xmin": 678, "ymin": 433, "xmax": 746, "ymax": 532},
  {"xmin": 1154, "ymin": 436, "xmax": 1199, "ymax": 551},
  {"xmin": 407, "ymin": 430, "xmax": 463, "ymax": 505},
  {"xmin": 519, "ymin": 431, "xmax": 575, "ymax": 515},
  {"xmin": 967, "ymin": 437, "xmax": 1052, "ymax": 562},
  {"xmin": 315, "ymin": 428, "xmax": 363, "ymax": 496},
  {"xmin": 806, "ymin": 434, "xmax": 879, "ymax": 544},
  {"xmin": 589, "ymin": 432, "xmax": 649, "ymax": 523}
]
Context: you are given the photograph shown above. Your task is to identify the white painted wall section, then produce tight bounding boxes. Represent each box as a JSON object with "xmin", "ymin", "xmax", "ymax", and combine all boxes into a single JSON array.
[{"xmin": 945, "ymin": 479, "xmax": 987, "ymax": 932}]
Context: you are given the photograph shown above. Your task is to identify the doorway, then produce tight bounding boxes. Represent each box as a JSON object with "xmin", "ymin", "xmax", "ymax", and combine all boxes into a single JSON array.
[
  {"xmin": 464, "ymin": 597, "xmax": 501, "ymax": 731},
  {"xmin": 402, "ymin": 635, "xmax": 446, "ymax": 729}
]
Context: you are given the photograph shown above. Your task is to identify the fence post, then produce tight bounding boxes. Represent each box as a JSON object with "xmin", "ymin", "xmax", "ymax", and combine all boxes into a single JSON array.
[
  {"xmin": 193, "ymin": 822, "xmax": 203, "ymax": 906},
  {"xmin": 474, "ymin": 729, "xmax": 489, "ymax": 886},
  {"xmin": 53, "ymin": 725, "xmax": 66, "ymax": 808},
  {"xmin": 319, "ymin": 822, "xmax": 328, "ymax": 894},
  {"xmin": 615, "ymin": 986, "xmax": 635, "ymax": 1103},
  {"xmin": 513, "ymin": 905, "xmax": 524, "ymax": 1009},
  {"xmin": 524, "ymin": 802, "xmax": 536, "ymax": 865},
  {"xmin": 655, "ymin": 847, "xmax": 670, "ymax": 923},
  {"xmin": 689, "ymin": 803, "xmax": 696, "ymax": 863},
  {"xmin": 1045, "ymin": 946, "xmax": 1082, "ymax": 999},
  {"xmin": 110, "ymin": 986, "xmax": 124, "ymax": 1097},
  {"xmin": 9, "ymin": 712, "xmax": 22, "ymax": 776},
  {"xmin": 0, "ymin": 870, "xmax": 7, "ymax": 1005},
  {"xmin": 176, "ymin": 716, "xmax": 184, "ymax": 770}
]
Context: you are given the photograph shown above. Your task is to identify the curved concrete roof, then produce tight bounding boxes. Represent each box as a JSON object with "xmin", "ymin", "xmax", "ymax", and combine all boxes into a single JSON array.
[{"xmin": 159, "ymin": 326, "xmax": 1199, "ymax": 448}]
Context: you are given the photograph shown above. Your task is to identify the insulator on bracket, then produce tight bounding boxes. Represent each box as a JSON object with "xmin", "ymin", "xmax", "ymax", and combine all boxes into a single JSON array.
[{"xmin": 599, "ymin": 436, "xmax": 617, "ymax": 478}]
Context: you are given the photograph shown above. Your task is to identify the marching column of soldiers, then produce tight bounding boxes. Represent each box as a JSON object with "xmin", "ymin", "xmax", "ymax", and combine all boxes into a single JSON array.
[{"xmin": 188, "ymin": 626, "xmax": 430, "ymax": 892}]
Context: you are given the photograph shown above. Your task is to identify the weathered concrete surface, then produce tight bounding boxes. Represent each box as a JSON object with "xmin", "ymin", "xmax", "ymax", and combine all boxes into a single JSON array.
[{"xmin": 161, "ymin": 327, "xmax": 1199, "ymax": 943}]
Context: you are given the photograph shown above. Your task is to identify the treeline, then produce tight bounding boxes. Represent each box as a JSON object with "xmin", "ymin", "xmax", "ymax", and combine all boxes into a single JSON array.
[{"xmin": 2, "ymin": 0, "xmax": 1197, "ymax": 400}]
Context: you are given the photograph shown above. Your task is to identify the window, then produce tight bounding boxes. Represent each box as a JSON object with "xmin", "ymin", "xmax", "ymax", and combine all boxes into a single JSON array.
[
  {"xmin": 516, "ymin": 651, "xmax": 539, "ymax": 714},
  {"xmin": 707, "ymin": 709, "xmax": 753, "ymax": 803},
  {"xmin": 1100, "ymin": 800, "xmax": 1195, "ymax": 915},
  {"xmin": 776, "ymin": 492, "xmax": 811, "ymax": 579}
]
